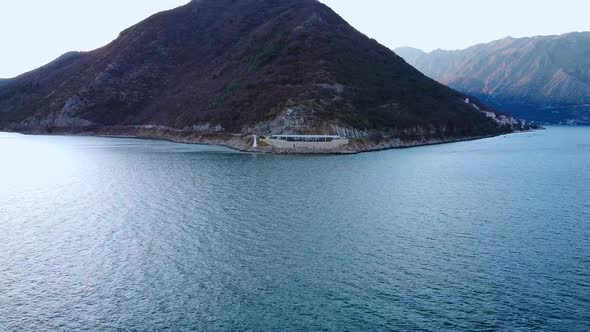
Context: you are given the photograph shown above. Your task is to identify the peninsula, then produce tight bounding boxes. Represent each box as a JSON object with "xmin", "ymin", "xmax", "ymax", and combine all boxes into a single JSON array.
[{"xmin": 0, "ymin": 0, "xmax": 525, "ymax": 153}]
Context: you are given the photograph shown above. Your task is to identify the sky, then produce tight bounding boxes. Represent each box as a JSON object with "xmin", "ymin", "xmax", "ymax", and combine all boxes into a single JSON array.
[{"xmin": 1, "ymin": 0, "xmax": 589, "ymax": 78}]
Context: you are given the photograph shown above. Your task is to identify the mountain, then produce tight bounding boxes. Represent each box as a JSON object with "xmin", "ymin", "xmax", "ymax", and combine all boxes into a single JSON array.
[
  {"xmin": 396, "ymin": 32, "xmax": 590, "ymax": 125},
  {"xmin": 0, "ymin": 0, "xmax": 516, "ymax": 153}
]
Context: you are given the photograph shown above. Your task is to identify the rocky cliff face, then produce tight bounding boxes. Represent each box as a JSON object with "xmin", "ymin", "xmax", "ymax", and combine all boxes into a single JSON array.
[
  {"xmin": 396, "ymin": 32, "xmax": 590, "ymax": 124},
  {"xmin": 0, "ymin": 0, "xmax": 510, "ymax": 151}
]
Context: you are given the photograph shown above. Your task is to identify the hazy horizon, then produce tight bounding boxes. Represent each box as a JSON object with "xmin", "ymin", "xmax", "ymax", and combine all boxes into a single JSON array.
[{"xmin": 1, "ymin": 0, "xmax": 589, "ymax": 78}]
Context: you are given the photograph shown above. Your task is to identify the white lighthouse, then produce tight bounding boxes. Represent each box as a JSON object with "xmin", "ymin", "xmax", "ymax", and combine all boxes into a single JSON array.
[{"xmin": 252, "ymin": 135, "xmax": 258, "ymax": 148}]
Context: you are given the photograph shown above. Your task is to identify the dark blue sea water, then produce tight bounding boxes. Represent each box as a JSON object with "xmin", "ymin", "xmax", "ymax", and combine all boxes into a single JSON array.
[{"xmin": 1, "ymin": 127, "xmax": 589, "ymax": 331}]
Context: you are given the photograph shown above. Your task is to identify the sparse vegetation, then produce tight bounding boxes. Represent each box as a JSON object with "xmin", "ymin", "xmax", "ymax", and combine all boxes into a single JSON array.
[{"xmin": 0, "ymin": 0, "xmax": 508, "ymax": 140}]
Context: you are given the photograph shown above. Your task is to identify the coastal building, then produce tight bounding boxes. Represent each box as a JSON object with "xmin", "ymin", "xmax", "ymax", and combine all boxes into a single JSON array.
[
  {"xmin": 482, "ymin": 111, "xmax": 497, "ymax": 119},
  {"xmin": 257, "ymin": 134, "xmax": 350, "ymax": 150}
]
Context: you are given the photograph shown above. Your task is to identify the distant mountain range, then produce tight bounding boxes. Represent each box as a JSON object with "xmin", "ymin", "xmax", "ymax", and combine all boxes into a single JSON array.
[
  {"xmin": 396, "ymin": 32, "xmax": 590, "ymax": 124},
  {"xmin": 0, "ymin": 0, "xmax": 518, "ymax": 153}
]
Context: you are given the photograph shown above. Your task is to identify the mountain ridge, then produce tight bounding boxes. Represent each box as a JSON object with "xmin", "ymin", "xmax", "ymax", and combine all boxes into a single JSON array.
[{"xmin": 396, "ymin": 32, "xmax": 590, "ymax": 124}]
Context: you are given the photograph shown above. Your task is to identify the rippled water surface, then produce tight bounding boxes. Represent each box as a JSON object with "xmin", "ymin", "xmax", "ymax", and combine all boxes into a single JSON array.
[{"xmin": 1, "ymin": 127, "xmax": 589, "ymax": 331}]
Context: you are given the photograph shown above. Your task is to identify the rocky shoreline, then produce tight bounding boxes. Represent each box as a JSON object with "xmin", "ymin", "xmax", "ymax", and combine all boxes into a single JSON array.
[{"xmin": 1, "ymin": 125, "xmax": 522, "ymax": 155}]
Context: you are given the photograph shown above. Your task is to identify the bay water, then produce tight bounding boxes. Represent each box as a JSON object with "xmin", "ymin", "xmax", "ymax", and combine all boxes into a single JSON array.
[{"xmin": 1, "ymin": 127, "xmax": 589, "ymax": 330}]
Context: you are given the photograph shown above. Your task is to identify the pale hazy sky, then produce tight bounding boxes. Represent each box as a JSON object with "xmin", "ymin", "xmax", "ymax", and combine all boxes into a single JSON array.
[{"xmin": 1, "ymin": 0, "xmax": 589, "ymax": 78}]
